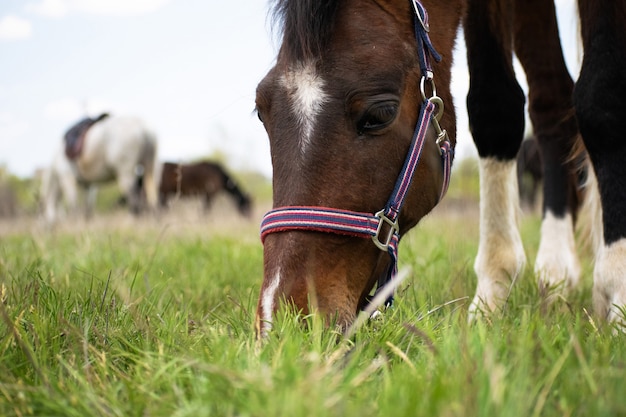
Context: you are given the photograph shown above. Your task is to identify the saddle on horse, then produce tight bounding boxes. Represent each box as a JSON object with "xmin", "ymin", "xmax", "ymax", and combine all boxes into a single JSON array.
[{"xmin": 64, "ymin": 113, "xmax": 110, "ymax": 160}]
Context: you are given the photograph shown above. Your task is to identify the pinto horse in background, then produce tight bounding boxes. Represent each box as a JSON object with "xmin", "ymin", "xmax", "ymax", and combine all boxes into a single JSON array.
[
  {"xmin": 41, "ymin": 115, "xmax": 158, "ymax": 223},
  {"xmin": 255, "ymin": 0, "xmax": 626, "ymax": 336},
  {"xmin": 158, "ymin": 161, "xmax": 252, "ymax": 216}
]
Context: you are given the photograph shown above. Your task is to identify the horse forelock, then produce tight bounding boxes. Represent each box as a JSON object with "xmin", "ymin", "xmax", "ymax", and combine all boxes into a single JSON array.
[
  {"xmin": 270, "ymin": 0, "xmax": 340, "ymax": 153},
  {"xmin": 272, "ymin": 0, "xmax": 340, "ymax": 63}
]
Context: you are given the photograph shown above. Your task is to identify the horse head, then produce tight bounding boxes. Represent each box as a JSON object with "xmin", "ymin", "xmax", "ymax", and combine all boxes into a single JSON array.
[{"xmin": 255, "ymin": 0, "xmax": 462, "ymax": 336}]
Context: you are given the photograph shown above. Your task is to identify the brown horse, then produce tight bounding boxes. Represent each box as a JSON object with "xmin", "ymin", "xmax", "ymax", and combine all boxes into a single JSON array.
[
  {"xmin": 255, "ymin": 0, "xmax": 626, "ymax": 335},
  {"xmin": 158, "ymin": 161, "xmax": 252, "ymax": 216},
  {"xmin": 517, "ymin": 136, "xmax": 588, "ymax": 213}
]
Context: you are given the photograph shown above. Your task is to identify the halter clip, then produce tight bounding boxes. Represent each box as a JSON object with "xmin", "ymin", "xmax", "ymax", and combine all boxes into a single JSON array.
[{"xmin": 372, "ymin": 210, "xmax": 400, "ymax": 251}]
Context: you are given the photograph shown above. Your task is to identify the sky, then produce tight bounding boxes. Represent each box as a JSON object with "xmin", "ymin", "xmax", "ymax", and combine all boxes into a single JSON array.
[{"xmin": 0, "ymin": 0, "xmax": 580, "ymax": 179}]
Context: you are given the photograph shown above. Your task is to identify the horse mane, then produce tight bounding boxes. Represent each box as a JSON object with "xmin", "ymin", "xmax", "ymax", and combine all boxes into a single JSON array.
[{"xmin": 271, "ymin": 0, "xmax": 340, "ymax": 62}]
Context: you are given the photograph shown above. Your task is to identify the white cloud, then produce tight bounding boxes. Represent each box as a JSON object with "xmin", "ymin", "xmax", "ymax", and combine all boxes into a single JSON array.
[
  {"xmin": 27, "ymin": 0, "xmax": 171, "ymax": 18},
  {"xmin": 0, "ymin": 15, "xmax": 33, "ymax": 41},
  {"xmin": 26, "ymin": 0, "xmax": 69, "ymax": 18}
]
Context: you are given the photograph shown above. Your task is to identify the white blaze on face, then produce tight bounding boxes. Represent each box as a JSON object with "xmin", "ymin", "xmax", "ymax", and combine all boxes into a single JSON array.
[{"xmin": 280, "ymin": 62, "xmax": 327, "ymax": 150}]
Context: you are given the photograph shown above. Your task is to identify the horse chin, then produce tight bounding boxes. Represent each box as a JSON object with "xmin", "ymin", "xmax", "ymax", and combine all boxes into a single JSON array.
[{"xmin": 257, "ymin": 232, "xmax": 385, "ymax": 335}]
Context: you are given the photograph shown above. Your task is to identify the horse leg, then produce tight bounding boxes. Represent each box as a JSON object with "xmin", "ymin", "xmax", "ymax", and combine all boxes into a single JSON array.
[
  {"xmin": 159, "ymin": 191, "xmax": 168, "ymax": 208},
  {"xmin": 574, "ymin": 0, "xmax": 626, "ymax": 326},
  {"xmin": 85, "ymin": 185, "xmax": 98, "ymax": 219},
  {"xmin": 203, "ymin": 192, "xmax": 216, "ymax": 211},
  {"xmin": 117, "ymin": 172, "xmax": 141, "ymax": 214},
  {"xmin": 138, "ymin": 131, "xmax": 158, "ymax": 213},
  {"xmin": 141, "ymin": 156, "xmax": 158, "ymax": 213},
  {"xmin": 516, "ymin": 152, "xmax": 526, "ymax": 208},
  {"xmin": 514, "ymin": 0, "xmax": 581, "ymax": 294},
  {"xmin": 59, "ymin": 169, "xmax": 78, "ymax": 219},
  {"xmin": 41, "ymin": 167, "xmax": 60, "ymax": 224},
  {"xmin": 529, "ymin": 174, "xmax": 539, "ymax": 209},
  {"xmin": 465, "ymin": 0, "xmax": 527, "ymax": 320}
]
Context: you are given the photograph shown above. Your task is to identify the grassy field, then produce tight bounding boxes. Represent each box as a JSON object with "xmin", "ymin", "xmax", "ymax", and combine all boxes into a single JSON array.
[{"xmin": 1, "ymin": 163, "xmax": 625, "ymax": 416}]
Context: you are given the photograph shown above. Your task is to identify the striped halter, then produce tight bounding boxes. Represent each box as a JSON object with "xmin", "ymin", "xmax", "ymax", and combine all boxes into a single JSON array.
[{"xmin": 260, "ymin": 0, "xmax": 453, "ymax": 308}]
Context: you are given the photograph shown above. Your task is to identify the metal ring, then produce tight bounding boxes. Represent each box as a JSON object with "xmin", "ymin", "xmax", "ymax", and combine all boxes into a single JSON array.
[{"xmin": 420, "ymin": 76, "xmax": 437, "ymax": 102}]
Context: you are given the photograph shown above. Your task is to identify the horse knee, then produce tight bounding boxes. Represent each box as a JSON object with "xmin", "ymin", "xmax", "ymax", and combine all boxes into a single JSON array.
[
  {"xmin": 575, "ymin": 51, "xmax": 626, "ymax": 154},
  {"xmin": 465, "ymin": 0, "xmax": 526, "ymax": 160},
  {"xmin": 575, "ymin": 75, "xmax": 626, "ymax": 245},
  {"xmin": 467, "ymin": 81, "xmax": 525, "ymax": 159}
]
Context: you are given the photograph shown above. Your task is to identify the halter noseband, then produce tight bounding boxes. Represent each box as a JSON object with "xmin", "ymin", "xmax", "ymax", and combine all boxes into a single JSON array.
[{"xmin": 260, "ymin": 0, "xmax": 453, "ymax": 309}]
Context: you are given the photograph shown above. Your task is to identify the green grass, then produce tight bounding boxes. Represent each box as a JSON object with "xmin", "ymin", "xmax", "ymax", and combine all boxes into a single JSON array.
[{"xmin": 1, "ymin": 198, "xmax": 625, "ymax": 416}]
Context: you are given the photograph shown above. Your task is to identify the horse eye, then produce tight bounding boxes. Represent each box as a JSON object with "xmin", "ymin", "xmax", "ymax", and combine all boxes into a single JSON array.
[
  {"xmin": 255, "ymin": 108, "xmax": 264, "ymax": 124},
  {"xmin": 357, "ymin": 101, "xmax": 398, "ymax": 135}
]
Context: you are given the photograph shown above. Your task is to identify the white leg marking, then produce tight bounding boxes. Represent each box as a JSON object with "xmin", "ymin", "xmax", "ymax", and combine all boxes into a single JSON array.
[
  {"xmin": 260, "ymin": 269, "xmax": 281, "ymax": 336},
  {"xmin": 280, "ymin": 62, "xmax": 327, "ymax": 150},
  {"xmin": 535, "ymin": 211, "xmax": 580, "ymax": 291},
  {"xmin": 593, "ymin": 239, "xmax": 626, "ymax": 328},
  {"xmin": 469, "ymin": 158, "xmax": 526, "ymax": 320}
]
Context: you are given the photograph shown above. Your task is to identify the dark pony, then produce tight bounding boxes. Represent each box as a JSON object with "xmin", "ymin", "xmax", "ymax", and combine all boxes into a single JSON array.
[
  {"xmin": 517, "ymin": 136, "xmax": 588, "ymax": 214},
  {"xmin": 158, "ymin": 161, "xmax": 252, "ymax": 216},
  {"xmin": 255, "ymin": 0, "xmax": 626, "ymax": 335},
  {"xmin": 517, "ymin": 137, "xmax": 543, "ymax": 209}
]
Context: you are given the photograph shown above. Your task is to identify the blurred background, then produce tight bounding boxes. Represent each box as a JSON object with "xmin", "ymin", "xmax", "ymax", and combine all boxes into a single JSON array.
[
  {"xmin": 0, "ymin": 0, "xmax": 579, "ymax": 218},
  {"xmin": 1, "ymin": 0, "xmax": 275, "ymax": 178}
]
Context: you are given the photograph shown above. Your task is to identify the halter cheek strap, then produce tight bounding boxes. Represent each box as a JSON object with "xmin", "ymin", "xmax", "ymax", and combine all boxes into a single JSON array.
[{"xmin": 260, "ymin": 0, "xmax": 452, "ymax": 309}]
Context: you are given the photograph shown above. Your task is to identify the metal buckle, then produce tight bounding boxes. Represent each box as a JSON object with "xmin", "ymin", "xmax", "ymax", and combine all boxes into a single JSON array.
[{"xmin": 372, "ymin": 210, "xmax": 399, "ymax": 251}]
